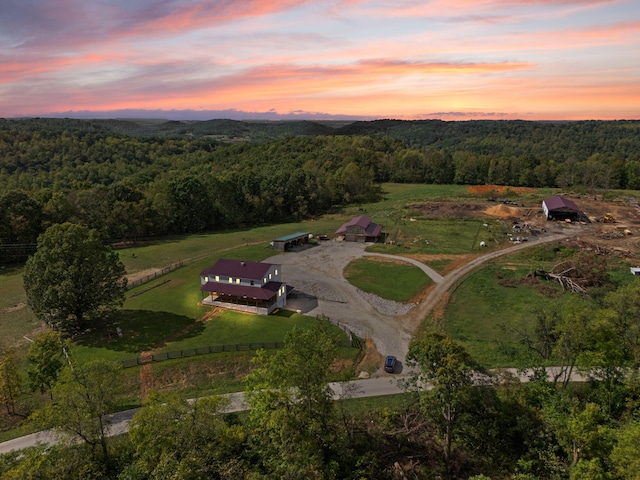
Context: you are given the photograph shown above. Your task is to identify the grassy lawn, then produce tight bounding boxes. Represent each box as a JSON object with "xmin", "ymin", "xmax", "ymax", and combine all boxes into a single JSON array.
[
  {"xmin": 3, "ymin": 182, "xmax": 640, "ymax": 441},
  {"xmin": 367, "ymin": 217, "xmax": 506, "ymax": 255},
  {"xmin": 0, "ymin": 182, "xmax": 550, "ymax": 350},
  {"xmin": 441, "ymin": 261, "xmax": 559, "ymax": 367},
  {"xmin": 119, "ymin": 219, "xmax": 349, "ymax": 275},
  {"xmin": 441, "ymin": 245, "xmax": 635, "ymax": 368},
  {"xmin": 0, "ymin": 267, "xmax": 41, "ymax": 352},
  {"xmin": 344, "ymin": 257, "xmax": 432, "ymax": 302}
]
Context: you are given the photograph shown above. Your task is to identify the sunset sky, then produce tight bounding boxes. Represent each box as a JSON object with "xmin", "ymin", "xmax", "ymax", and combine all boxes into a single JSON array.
[{"xmin": 1, "ymin": 0, "xmax": 639, "ymax": 120}]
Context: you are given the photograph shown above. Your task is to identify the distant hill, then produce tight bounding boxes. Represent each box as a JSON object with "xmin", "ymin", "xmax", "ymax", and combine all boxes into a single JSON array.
[{"xmin": 3, "ymin": 118, "xmax": 640, "ymax": 161}]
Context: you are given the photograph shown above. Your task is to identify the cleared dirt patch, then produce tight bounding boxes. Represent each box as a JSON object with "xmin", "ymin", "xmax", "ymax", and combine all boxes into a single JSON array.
[
  {"xmin": 3, "ymin": 302, "xmax": 26, "ymax": 313},
  {"xmin": 356, "ymin": 337, "xmax": 384, "ymax": 374},
  {"xmin": 467, "ymin": 185, "xmax": 538, "ymax": 195},
  {"xmin": 484, "ymin": 204, "xmax": 529, "ymax": 218}
]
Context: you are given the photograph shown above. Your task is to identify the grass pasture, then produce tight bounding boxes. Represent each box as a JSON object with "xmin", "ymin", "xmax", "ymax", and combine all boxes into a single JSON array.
[
  {"xmin": 0, "ymin": 267, "xmax": 42, "ymax": 352},
  {"xmin": 441, "ymin": 261, "xmax": 558, "ymax": 367},
  {"xmin": 4, "ymin": 183, "xmax": 635, "ymax": 365},
  {"xmin": 344, "ymin": 257, "xmax": 432, "ymax": 302},
  {"xmin": 367, "ymin": 217, "xmax": 507, "ymax": 256}
]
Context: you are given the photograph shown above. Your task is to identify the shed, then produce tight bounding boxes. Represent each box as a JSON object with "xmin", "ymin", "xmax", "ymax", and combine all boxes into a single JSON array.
[
  {"xmin": 272, "ymin": 232, "xmax": 309, "ymax": 252},
  {"xmin": 542, "ymin": 196, "xmax": 582, "ymax": 221}
]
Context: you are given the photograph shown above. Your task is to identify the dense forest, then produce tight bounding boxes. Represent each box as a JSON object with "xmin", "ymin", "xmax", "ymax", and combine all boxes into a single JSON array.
[
  {"xmin": 4, "ymin": 119, "xmax": 640, "ymax": 477},
  {"xmin": 2, "ymin": 118, "xmax": 640, "ymax": 262}
]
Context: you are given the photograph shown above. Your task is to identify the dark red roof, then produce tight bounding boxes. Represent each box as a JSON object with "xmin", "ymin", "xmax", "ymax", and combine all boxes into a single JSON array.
[
  {"xmin": 366, "ymin": 222, "xmax": 383, "ymax": 237},
  {"xmin": 336, "ymin": 215, "xmax": 382, "ymax": 235},
  {"xmin": 543, "ymin": 196, "xmax": 580, "ymax": 212},
  {"xmin": 201, "ymin": 281, "xmax": 282, "ymax": 300},
  {"xmin": 200, "ymin": 259, "xmax": 275, "ymax": 280}
]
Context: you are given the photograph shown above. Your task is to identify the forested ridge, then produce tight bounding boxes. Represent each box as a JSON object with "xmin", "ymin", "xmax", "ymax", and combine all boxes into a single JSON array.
[{"xmin": 2, "ymin": 118, "xmax": 640, "ymax": 261}]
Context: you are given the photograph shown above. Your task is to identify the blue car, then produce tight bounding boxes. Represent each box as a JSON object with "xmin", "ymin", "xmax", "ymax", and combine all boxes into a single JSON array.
[{"xmin": 384, "ymin": 355, "xmax": 396, "ymax": 373}]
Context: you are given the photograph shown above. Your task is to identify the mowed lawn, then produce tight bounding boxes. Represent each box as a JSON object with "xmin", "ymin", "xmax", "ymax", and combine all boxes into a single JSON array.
[
  {"xmin": 0, "ymin": 267, "xmax": 41, "ymax": 352},
  {"xmin": 73, "ymin": 243, "xmax": 350, "ymax": 363},
  {"xmin": 344, "ymin": 257, "xmax": 432, "ymax": 302}
]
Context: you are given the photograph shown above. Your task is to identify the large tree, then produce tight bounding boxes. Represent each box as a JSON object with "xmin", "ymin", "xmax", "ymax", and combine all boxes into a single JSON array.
[
  {"xmin": 26, "ymin": 331, "xmax": 67, "ymax": 399},
  {"xmin": 406, "ymin": 331, "xmax": 480, "ymax": 467},
  {"xmin": 30, "ymin": 359, "xmax": 124, "ymax": 462},
  {"xmin": 245, "ymin": 319, "xmax": 343, "ymax": 479},
  {"xmin": 23, "ymin": 222, "xmax": 127, "ymax": 330}
]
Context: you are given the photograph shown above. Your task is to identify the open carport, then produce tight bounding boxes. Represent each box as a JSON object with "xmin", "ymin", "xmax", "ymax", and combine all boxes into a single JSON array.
[{"xmin": 272, "ymin": 232, "xmax": 309, "ymax": 251}]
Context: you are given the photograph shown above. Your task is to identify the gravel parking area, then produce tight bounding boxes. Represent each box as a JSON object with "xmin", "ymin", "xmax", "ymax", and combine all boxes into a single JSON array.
[
  {"xmin": 264, "ymin": 240, "xmax": 422, "ymax": 367},
  {"xmin": 263, "ymin": 229, "xmax": 572, "ymax": 374}
]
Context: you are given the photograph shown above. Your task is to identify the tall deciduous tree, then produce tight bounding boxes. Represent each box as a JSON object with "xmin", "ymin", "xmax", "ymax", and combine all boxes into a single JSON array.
[
  {"xmin": 245, "ymin": 319, "xmax": 342, "ymax": 479},
  {"xmin": 26, "ymin": 331, "xmax": 67, "ymax": 399},
  {"xmin": 406, "ymin": 331, "xmax": 480, "ymax": 466},
  {"xmin": 30, "ymin": 359, "xmax": 124, "ymax": 461},
  {"xmin": 0, "ymin": 349, "xmax": 21, "ymax": 415},
  {"xmin": 23, "ymin": 222, "xmax": 127, "ymax": 331}
]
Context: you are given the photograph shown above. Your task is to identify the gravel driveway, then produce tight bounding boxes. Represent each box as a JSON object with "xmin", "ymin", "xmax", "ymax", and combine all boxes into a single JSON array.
[
  {"xmin": 264, "ymin": 229, "xmax": 572, "ymax": 372},
  {"xmin": 264, "ymin": 240, "xmax": 434, "ymax": 366}
]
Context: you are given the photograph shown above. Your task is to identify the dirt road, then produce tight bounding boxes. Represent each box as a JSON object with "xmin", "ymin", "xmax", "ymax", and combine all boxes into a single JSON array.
[{"xmin": 265, "ymin": 226, "xmax": 576, "ymax": 372}]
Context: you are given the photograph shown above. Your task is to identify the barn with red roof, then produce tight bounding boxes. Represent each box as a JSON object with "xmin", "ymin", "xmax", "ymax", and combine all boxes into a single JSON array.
[
  {"xmin": 335, "ymin": 215, "xmax": 383, "ymax": 242},
  {"xmin": 542, "ymin": 196, "xmax": 582, "ymax": 221}
]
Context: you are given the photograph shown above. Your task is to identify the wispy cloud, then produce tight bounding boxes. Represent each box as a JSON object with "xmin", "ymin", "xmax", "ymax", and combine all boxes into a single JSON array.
[{"xmin": 1, "ymin": 0, "xmax": 638, "ymax": 119}]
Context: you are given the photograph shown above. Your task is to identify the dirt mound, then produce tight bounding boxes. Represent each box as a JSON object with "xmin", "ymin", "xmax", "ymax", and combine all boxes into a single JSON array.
[
  {"xmin": 417, "ymin": 202, "xmax": 489, "ymax": 218},
  {"xmin": 484, "ymin": 204, "xmax": 523, "ymax": 218},
  {"xmin": 468, "ymin": 185, "xmax": 537, "ymax": 195}
]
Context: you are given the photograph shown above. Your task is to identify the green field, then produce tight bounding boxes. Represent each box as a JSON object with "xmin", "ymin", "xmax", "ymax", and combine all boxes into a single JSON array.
[
  {"xmin": 2, "ymin": 182, "xmax": 637, "ymax": 364},
  {"xmin": 0, "ymin": 182, "xmax": 518, "ymax": 350},
  {"xmin": 3, "ymin": 182, "xmax": 640, "ymax": 443},
  {"xmin": 344, "ymin": 257, "xmax": 432, "ymax": 302},
  {"xmin": 442, "ymin": 248, "xmax": 636, "ymax": 368}
]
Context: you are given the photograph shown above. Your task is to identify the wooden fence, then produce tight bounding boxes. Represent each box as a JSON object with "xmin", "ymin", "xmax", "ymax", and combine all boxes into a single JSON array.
[
  {"xmin": 120, "ymin": 341, "xmax": 286, "ymax": 368},
  {"xmin": 120, "ymin": 335, "xmax": 360, "ymax": 369},
  {"xmin": 127, "ymin": 260, "xmax": 184, "ymax": 290}
]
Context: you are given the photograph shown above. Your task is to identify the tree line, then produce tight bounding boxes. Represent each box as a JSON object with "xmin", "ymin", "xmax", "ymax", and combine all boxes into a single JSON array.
[{"xmin": 2, "ymin": 119, "xmax": 640, "ymax": 262}]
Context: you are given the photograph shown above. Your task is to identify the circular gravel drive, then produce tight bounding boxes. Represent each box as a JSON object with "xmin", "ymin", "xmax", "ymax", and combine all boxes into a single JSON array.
[
  {"xmin": 264, "ymin": 241, "xmax": 430, "ymax": 366},
  {"xmin": 264, "ymin": 230, "xmax": 571, "ymax": 372}
]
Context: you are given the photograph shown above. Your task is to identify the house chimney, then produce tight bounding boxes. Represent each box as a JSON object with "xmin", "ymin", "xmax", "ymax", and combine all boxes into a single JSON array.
[{"xmin": 241, "ymin": 261, "xmax": 246, "ymax": 266}]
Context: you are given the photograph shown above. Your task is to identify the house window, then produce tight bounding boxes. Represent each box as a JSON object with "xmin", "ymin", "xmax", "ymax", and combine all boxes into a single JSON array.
[
  {"xmin": 204, "ymin": 276, "xmax": 209, "ymax": 282},
  {"xmin": 269, "ymin": 273, "xmax": 272, "ymax": 280},
  {"xmin": 229, "ymin": 277, "xmax": 233, "ymax": 283},
  {"xmin": 236, "ymin": 278, "xmax": 240, "ymax": 284},
  {"xmin": 263, "ymin": 277, "xmax": 267, "ymax": 283},
  {"xmin": 275, "ymin": 269, "xmax": 278, "ymax": 275},
  {"xmin": 215, "ymin": 275, "xmax": 219, "ymax": 281}
]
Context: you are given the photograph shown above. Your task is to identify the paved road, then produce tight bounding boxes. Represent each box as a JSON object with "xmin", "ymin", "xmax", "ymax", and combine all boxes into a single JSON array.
[
  {"xmin": 0, "ymin": 366, "xmax": 589, "ymax": 454},
  {"xmin": 0, "ymin": 375, "xmax": 408, "ymax": 454}
]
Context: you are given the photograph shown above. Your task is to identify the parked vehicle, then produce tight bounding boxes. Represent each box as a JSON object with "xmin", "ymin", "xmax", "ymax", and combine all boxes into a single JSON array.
[{"xmin": 384, "ymin": 355, "xmax": 396, "ymax": 373}]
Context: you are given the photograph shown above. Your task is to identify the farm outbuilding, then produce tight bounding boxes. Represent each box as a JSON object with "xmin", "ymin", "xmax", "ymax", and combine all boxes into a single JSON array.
[
  {"xmin": 335, "ymin": 215, "xmax": 383, "ymax": 242},
  {"xmin": 272, "ymin": 232, "xmax": 309, "ymax": 252},
  {"xmin": 542, "ymin": 196, "xmax": 582, "ymax": 221}
]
